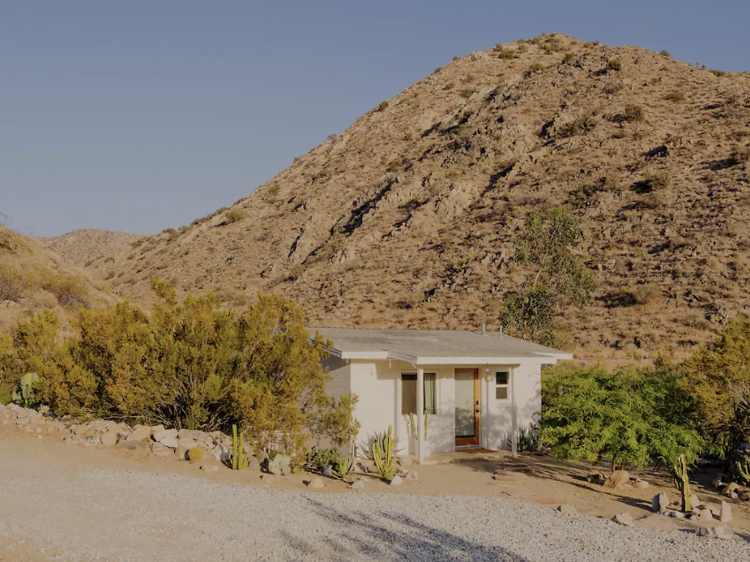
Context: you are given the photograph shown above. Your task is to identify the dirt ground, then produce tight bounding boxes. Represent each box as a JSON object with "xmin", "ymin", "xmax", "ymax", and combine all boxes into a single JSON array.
[{"xmin": 1, "ymin": 423, "xmax": 748, "ymax": 560}]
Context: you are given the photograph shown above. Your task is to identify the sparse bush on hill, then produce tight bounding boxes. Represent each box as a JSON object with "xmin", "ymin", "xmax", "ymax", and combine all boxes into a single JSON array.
[
  {"xmin": 660, "ymin": 50, "xmax": 672, "ymax": 58},
  {"xmin": 664, "ymin": 90, "xmax": 686, "ymax": 102},
  {"xmin": 221, "ymin": 208, "xmax": 247, "ymax": 226},
  {"xmin": 0, "ymin": 263, "xmax": 25, "ymax": 302},
  {"xmin": 525, "ymin": 62, "xmax": 546, "ymax": 77},
  {"xmin": 623, "ymin": 103, "xmax": 646, "ymax": 123},
  {"xmin": 729, "ymin": 147, "xmax": 750, "ymax": 166},
  {"xmin": 494, "ymin": 48, "xmax": 517, "ymax": 60},
  {"xmin": 633, "ymin": 283, "xmax": 663, "ymax": 306},
  {"xmin": 376, "ymin": 101, "xmax": 389, "ymax": 112},
  {"xmin": 606, "ymin": 59, "xmax": 622, "ymax": 72},
  {"xmin": 644, "ymin": 170, "xmax": 671, "ymax": 191}
]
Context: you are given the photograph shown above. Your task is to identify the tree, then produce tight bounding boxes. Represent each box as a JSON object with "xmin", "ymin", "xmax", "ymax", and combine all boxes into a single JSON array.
[
  {"xmin": 541, "ymin": 366, "xmax": 703, "ymax": 473},
  {"xmin": 501, "ymin": 207, "xmax": 595, "ymax": 346},
  {"xmin": 680, "ymin": 315, "xmax": 750, "ymax": 453}
]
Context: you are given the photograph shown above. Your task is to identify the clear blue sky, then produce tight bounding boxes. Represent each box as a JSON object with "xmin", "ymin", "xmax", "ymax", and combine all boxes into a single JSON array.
[{"xmin": 2, "ymin": 1, "xmax": 748, "ymax": 237}]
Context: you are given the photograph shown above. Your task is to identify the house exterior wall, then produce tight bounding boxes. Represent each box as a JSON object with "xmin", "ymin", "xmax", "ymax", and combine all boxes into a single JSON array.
[
  {"xmin": 344, "ymin": 358, "xmax": 543, "ymax": 457},
  {"xmin": 322, "ymin": 356, "xmax": 351, "ymax": 399}
]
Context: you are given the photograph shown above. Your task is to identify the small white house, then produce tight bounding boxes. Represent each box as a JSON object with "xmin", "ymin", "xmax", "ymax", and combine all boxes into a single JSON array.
[{"xmin": 310, "ymin": 327, "xmax": 573, "ymax": 462}]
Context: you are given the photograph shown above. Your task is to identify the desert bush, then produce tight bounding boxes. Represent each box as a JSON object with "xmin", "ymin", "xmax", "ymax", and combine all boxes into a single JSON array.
[
  {"xmin": 559, "ymin": 112, "xmax": 598, "ymax": 138},
  {"xmin": 307, "ymin": 447, "xmax": 341, "ymax": 471},
  {"xmin": 40, "ymin": 272, "xmax": 89, "ymax": 308},
  {"xmin": 710, "ymin": 69, "xmax": 727, "ymax": 77},
  {"xmin": 664, "ymin": 90, "xmax": 686, "ymax": 102},
  {"xmin": 645, "ymin": 170, "xmax": 671, "ymax": 191},
  {"xmin": 443, "ymin": 82, "xmax": 455, "ymax": 90},
  {"xmin": 222, "ymin": 208, "xmax": 247, "ymax": 225},
  {"xmin": 606, "ymin": 59, "xmax": 622, "ymax": 72},
  {"xmin": 0, "ymin": 263, "xmax": 25, "ymax": 302},
  {"xmin": 680, "ymin": 316, "xmax": 750, "ymax": 452},
  {"xmin": 562, "ymin": 52, "xmax": 575, "ymax": 64},
  {"xmin": 525, "ymin": 62, "xmax": 546, "ymax": 77},
  {"xmin": 495, "ymin": 48, "xmax": 517, "ymax": 60},
  {"xmin": 376, "ymin": 101, "xmax": 389, "ymax": 112},
  {"xmin": 623, "ymin": 103, "xmax": 646, "ymax": 123},
  {"xmin": 729, "ymin": 147, "xmax": 750, "ymax": 166},
  {"xmin": 660, "ymin": 50, "xmax": 672, "ymax": 58},
  {"xmin": 2, "ymin": 283, "xmax": 348, "ymax": 460},
  {"xmin": 632, "ymin": 283, "xmax": 662, "ymax": 305},
  {"xmin": 459, "ymin": 88, "xmax": 477, "ymax": 99}
]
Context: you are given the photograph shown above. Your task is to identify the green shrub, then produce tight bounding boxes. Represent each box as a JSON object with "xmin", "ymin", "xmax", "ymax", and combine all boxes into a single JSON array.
[
  {"xmin": 562, "ymin": 52, "xmax": 575, "ymax": 64},
  {"xmin": 0, "ymin": 263, "xmax": 25, "ymax": 302},
  {"xmin": 623, "ymin": 103, "xmax": 646, "ymax": 123},
  {"xmin": 376, "ymin": 101, "xmax": 389, "ymax": 112},
  {"xmin": 459, "ymin": 88, "xmax": 477, "ymax": 99},
  {"xmin": 307, "ymin": 447, "xmax": 342, "ymax": 471},
  {"xmin": 660, "ymin": 50, "xmax": 671, "ymax": 58},
  {"xmin": 525, "ymin": 62, "xmax": 546, "ymax": 77},
  {"xmin": 495, "ymin": 48, "xmax": 517, "ymax": 60},
  {"xmin": 710, "ymin": 69, "xmax": 726, "ymax": 77},
  {"xmin": 606, "ymin": 59, "xmax": 622, "ymax": 72}
]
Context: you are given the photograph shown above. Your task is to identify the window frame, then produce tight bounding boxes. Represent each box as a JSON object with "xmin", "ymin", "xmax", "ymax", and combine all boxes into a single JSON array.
[
  {"xmin": 401, "ymin": 372, "xmax": 437, "ymax": 415},
  {"xmin": 495, "ymin": 370, "xmax": 510, "ymax": 401}
]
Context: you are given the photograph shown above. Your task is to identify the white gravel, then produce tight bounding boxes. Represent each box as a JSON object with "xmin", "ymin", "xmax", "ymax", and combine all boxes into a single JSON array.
[{"xmin": 1, "ymin": 468, "xmax": 749, "ymax": 562}]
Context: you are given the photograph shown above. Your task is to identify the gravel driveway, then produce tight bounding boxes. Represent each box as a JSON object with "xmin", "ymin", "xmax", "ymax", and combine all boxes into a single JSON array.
[{"xmin": 1, "ymin": 464, "xmax": 749, "ymax": 562}]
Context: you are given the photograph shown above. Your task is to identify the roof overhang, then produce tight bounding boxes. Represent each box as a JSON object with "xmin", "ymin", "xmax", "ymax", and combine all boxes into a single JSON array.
[{"xmin": 325, "ymin": 347, "xmax": 573, "ymax": 364}]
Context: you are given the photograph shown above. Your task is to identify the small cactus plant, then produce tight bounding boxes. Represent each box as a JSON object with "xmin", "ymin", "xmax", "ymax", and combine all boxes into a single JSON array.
[
  {"xmin": 672, "ymin": 454, "xmax": 692, "ymax": 512},
  {"xmin": 736, "ymin": 455, "xmax": 750, "ymax": 485},
  {"xmin": 372, "ymin": 426, "xmax": 396, "ymax": 481},
  {"xmin": 269, "ymin": 454, "xmax": 291, "ymax": 475},
  {"xmin": 231, "ymin": 424, "xmax": 248, "ymax": 470},
  {"xmin": 187, "ymin": 447, "xmax": 205, "ymax": 462},
  {"xmin": 332, "ymin": 455, "xmax": 355, "ymax": 482}
]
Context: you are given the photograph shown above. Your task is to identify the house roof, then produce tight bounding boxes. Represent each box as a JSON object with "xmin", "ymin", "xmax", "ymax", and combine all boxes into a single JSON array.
[{"xmin": 308, "ymin": 327, "xmax": 573, "ymax": 365}]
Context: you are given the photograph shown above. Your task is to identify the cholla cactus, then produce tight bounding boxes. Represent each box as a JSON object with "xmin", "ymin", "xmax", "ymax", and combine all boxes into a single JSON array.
[{"xmin": 232, "ymin": 425, "xmax": 248, "ymax": 470}]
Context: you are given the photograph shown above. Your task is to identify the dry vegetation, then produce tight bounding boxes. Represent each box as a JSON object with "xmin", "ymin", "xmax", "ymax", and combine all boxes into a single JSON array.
[
  {"xmin": 0, "ymin": 225, "xmax": 109, "ymax": 332},
  {"xmin": 40, "ymin": 34, "xmax": 750, "ymax": 363}
]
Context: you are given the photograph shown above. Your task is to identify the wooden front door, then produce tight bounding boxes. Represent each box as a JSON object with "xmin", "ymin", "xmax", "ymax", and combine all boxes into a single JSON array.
[{"xmin": 455, "ymin": 369, "xmax": 480, "ymax": 447}]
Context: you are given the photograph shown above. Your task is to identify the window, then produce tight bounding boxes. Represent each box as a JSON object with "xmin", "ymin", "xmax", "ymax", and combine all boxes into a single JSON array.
[
  {"xmin": 401, "ymin": 373, "xmax": 437, "ymax": 415},
  {"xmin": 496, "ymin": 371, "xmax": 510, "ymax": 400}
]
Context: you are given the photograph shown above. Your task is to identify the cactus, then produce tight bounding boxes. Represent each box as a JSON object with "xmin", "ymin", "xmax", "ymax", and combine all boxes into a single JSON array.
[
  {"xmin": 408, "ymin": 412, "xmax": 428, "ymax": 441},
  {"xmin": 736, "ymin": 455, "xmax": 750, "ymax": 485},
  {"xmin": 231, "ymin": 424, "xmax": 248, "ymax": 470},
  {"xmin": 187, "ymin": 446, "xmax": 205, "ymax": 462},
  {"xmin": 269, "ymin": 454, "xmax": 291, "ymax": 475},
  {"xmin": 12, "ymin": 372, "xmax": 38, "ymax": 408},
  {"xmin": 372, "ymin": 426, "xmax": 396, "ymax": 481},
  {"xmin": 671, "ymin": 454, "xmax": 692, "ymax": 512},
  {"xmin": 332, "ymin": 455, "xmax": 355, "ymax": 482},
  {"xmin": 424, "ymin": 412, "xmax": 429, "ymax": 441}
]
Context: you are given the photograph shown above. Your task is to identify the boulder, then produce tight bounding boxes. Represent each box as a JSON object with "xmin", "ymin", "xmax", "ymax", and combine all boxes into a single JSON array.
[
  {"xmin": 248, "ymin": 457, "xmax": 261, "ymax": 471},
  {"xmin": 177, "ymin": 438, "xmax": 197, "ymax": 450},
  {"xmin": 322, "ymin": 466, "xmax": 333, "ymax": 478},
  {"xmin": 699, "ymin": 508, "xmax": 714, "ymax": 524},
  {"xmin": 612, "ymin": 513, "xmax": 633, "ymax": 526},
  {"xmin": 390, "ymin": 475, "xmax": 403, "ymax": 486},
  {"xmin": 149, "ymin": 424, "xmax": 165, "ymax": 435},
  {"xmin": 586, "ymin": 472, "xmax": 605, "ymax": 485},
  {"xmin": 720, "ymin": 501, "xmax": 732, "ymax": 523},
  {"xmin": 153, "ymin": 429, "xmax": 178, "ymax": 443},
  {"xmin": 121, "ymin": 441, "xmax": 150, "ymax": 454},
  {"xmin": 350, "ymin": 479, "xmax": 365, "ymax": 490},
  {"xmin": 307, "ymin": 477, "xmax": 326, "ymax": 489},
  {"xmin": 200, "ymin": 464, "xmax": 219, "ymax": 473},
  {"xmin": 150, "ymin": 442, "xmax": 173, "ymax": 457},
  {"xmin": 696, "ymin": 526, "xmax": 734, "ymax": 540},
  {"xmin": 633, "ymin": 480, "xmax": 650, "ymax": 489},
  {"xmin": 177, "ymin": 429, "xmax": 203, "ymax": 441},
  {"xmin": 652, "ymin": 492, "xmax": 669, "ymax": 514},
  {"xmin": 605, "ymin": 470, "xmax": 630, "ymax": 489},
  {"xmin": 557, "ymin": 505, "xmax": 577, "ymax": 515},
  {"xmin": 690, "ymin": 494, "xmax": 701, "ymax": 509},
  {"xmin": 126, "ymin": 426, "xmax": 152, "ymax": 443},
  {"xmin": 100, "ymin": 431, "xmax": 118, "ymax": 447},
  {"xmin": 722, "ymin": 483, "xmax": 741, "ymax": 496},
  {"xmin": 159, "ymin": 436, "xmax": 179, "ymax": 449},
  {"xmin": 175, "ymin": 447, "xmax": 188, "ymax": 460},
  {"xmin": 405, "ymin": 471, "xmax": 419, "ymax": 480},
  {"xmin": 666, "ymin": 511, "xmax": 687, "ymax": 518},
  {"xmin": 212, "ymin": 444, "xmax": 231, "ymax": 463}
]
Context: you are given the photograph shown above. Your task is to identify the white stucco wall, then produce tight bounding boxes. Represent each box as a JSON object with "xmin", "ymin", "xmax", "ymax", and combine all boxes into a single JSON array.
[{"xmin": 344, "ymin": 359, "xmax": 543, "ymax": 458}]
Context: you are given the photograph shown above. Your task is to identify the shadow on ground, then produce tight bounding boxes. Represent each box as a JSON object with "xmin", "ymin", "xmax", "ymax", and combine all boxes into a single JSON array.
[{"xmin": 279, "ymin": 497, "xmax": 530, "ymax": 562}]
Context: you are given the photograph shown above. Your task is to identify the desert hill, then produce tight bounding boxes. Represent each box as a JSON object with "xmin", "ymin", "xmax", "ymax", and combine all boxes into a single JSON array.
[
  {"xmin": 48, "ymin": 34, "xmax": 750, "ymax": 363},
  {"xmin": 0, "ymin": 226, "xmax": 113, "ymax": 333}
]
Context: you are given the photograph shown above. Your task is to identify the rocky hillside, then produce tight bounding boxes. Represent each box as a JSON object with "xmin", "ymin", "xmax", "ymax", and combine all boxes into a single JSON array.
[
  {"xmin": 53, "ymin": 34, "xmax": 750, "ymax": 363},
  {"xmin": 0, "ymin": 225, "xmax": 111, "ymax": 332}
]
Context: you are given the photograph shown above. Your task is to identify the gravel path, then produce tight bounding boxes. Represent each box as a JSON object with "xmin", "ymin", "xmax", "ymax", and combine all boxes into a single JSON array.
[{"xmin": 1, "ymin": 466, "xmax": 749, "ymax": 562}]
